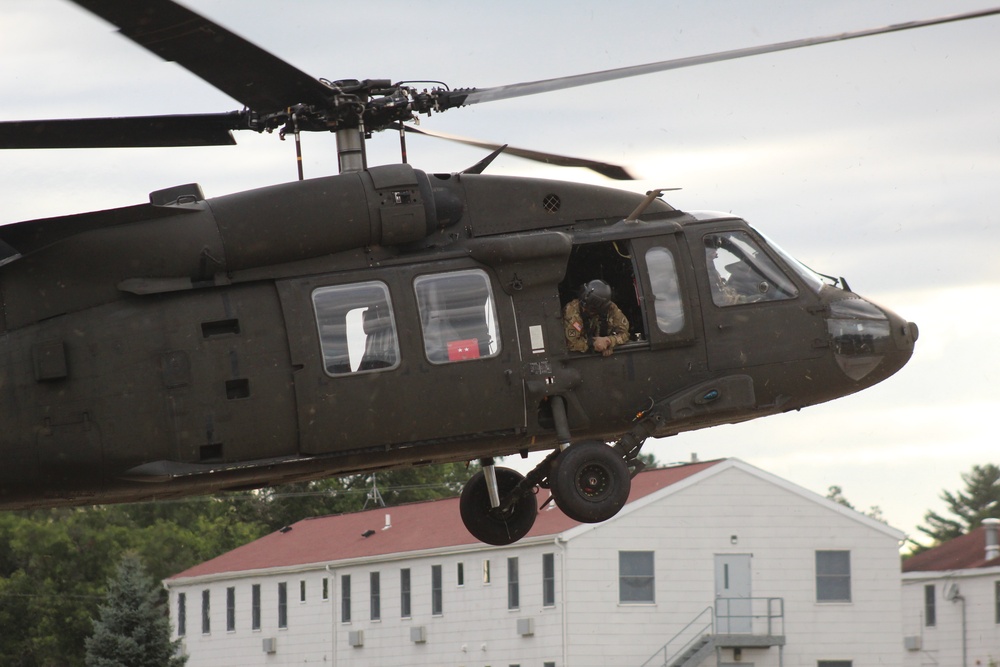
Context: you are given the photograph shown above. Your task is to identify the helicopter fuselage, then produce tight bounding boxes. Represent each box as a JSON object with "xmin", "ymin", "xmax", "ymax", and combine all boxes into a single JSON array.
[{"xmin": 0, "ymin": 164, "xmax": 916, "ymax": 508}]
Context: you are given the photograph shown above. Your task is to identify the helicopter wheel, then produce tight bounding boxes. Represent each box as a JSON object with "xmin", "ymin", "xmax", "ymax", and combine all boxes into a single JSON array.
[
  {"xmin": 460, "ymin": 467, "xmax": 538, "ymax": 546},
  {"xmin": 550, "ymin": 440, "xmax": 631, "ymax": 523}
]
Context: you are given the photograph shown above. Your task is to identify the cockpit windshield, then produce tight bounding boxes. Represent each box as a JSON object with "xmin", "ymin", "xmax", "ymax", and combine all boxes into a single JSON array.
[{"xmin": 753, "ymin": 228, "xmax": 835, "ymax": 293}]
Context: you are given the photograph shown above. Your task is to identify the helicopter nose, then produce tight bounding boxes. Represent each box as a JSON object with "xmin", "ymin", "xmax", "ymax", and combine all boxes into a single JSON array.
[{"xmin": 825, "ymin": 296, "xmax": 916, "ymax": 383}]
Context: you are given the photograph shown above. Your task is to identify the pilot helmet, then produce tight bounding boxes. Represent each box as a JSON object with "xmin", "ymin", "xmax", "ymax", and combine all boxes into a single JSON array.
[{"xmin": 580, "ymin": 279, "xmax": 613, "ymax": 313}]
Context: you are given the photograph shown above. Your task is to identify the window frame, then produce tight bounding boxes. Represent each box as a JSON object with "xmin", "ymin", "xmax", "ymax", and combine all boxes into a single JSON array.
[
  {"xmin": 370, "ymin": 571, "xmax": 381, "ymax": 621},
  {"xmin": 619, "ymin": 551, "xmax": 655, "ymax": 604},
  {"xmin": 251, "ymin": 584, "xmax": 261, "ymax": 631},
  {"xmin": 414, "ymin": 269, "xmax": 502, "ymax": 365},
  {"xmin": 507, "ymin": 557, "xmax": 520, "ymax": 610},
  {"xmin": 924, "ymin": 584, "xmax": 936, "ymax": 627},
  {"xmin": 278, "ymin": 582, "xmax": 288, "ymax": 629},
  {"xmin": 226, "ymin": 586, "xmax": 236, "ymax": 632},
  {"xmin": 311, "ymin": 280, "xmax": 401, "ymax": 376},
  {"xmin": 177, "ymin": 592, "xmax": 187, "ymax": 637},
  {"xmin": 431, "ymin": 565, "xmax": 443, "ymax": 616},
  {"xmin": 542, "ymin": 553, "xmax": 556, "ymax": 607},
  {"xmin": 341, "ymin": 575, "xmax": 352, "ymax": 624},
  {"xmin": 815, "ymin": 550, "xmax": 852, "ymax": 603},
  {"xmin": 400, "ymin": 568, "xmax": 412, "ymax": 619},
  {"xmin": 201, "ymin": 589, "xmax": 211, "ymax": 635}
]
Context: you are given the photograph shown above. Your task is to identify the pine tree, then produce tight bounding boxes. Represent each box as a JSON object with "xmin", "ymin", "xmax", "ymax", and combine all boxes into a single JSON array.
[
  {"xmin": 85, "ymin": 553, "xmax": 186, "ymax": 667},
  {"xmin": 918, "ymin": 463, "xmax": 1000, "ymax": 545}
]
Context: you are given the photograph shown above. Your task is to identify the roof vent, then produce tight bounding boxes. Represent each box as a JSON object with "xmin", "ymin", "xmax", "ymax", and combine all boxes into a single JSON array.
[
  {"xmin": 984, "ymin": 518, "xmax": 1000, "ymax": 561},
  {"xmin": 383, "ymin": 513, "xmax": 392, "ymax": 530}
]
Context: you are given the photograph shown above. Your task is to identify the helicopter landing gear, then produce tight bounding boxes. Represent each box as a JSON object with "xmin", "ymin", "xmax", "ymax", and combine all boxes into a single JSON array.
[
  {"xmin": 549, "ymin": 440, "xmax": 631, "ymax": 523},
  {"xmin": 460, "ymin": 460, "xmax": 538, "ymax": 546}
]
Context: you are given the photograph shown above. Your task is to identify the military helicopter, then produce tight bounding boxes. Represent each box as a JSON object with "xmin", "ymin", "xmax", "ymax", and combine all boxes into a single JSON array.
[{"xmin": 3, "ymin": 1, "xmax": 989, "ymax": 546}]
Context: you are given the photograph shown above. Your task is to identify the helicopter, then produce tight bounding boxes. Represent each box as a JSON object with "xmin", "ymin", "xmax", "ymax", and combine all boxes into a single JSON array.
[{"xmin": 4, "ymin": 1, "xmax": 989, "ymax": 546}]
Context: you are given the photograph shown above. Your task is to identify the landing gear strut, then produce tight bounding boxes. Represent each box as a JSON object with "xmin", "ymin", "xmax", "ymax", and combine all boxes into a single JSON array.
[{"xmin": 459, "ymin": 397, "xmax": 660, "ymax": 544}]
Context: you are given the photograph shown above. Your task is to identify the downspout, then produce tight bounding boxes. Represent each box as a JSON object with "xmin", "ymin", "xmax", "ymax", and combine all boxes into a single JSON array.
[
  {"xmin": 556, "ymin": 536, "xmax": 568, "ymax": 667},
  {"xmin": 326, "ymin": 565, "xmax": 337, "ymax": 667}
]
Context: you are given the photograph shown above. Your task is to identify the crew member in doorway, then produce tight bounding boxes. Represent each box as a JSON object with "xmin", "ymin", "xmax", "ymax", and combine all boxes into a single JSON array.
[{"xmin": 563, "ymin": 279, "xmax": 630, "ymax": 356}]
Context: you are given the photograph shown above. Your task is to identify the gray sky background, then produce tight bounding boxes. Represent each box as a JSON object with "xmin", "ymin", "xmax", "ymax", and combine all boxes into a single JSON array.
[{"xmin": 2, "ymin": 1, "xmax": 999, "ymax": 546}]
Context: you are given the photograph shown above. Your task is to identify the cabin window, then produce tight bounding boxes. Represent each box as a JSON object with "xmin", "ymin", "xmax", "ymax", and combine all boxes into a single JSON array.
[
  {"xmin": 561, "ymin": 241, "xmax": 644, "ymax": 343},
  {"xmin": 645, "ymin": 246, "xmax": 685, "ymax": 334},
  {"xmin": 414, "ymin": 269, "xmax": 500, "ymax": 364},
  {"xmin": 703, "ymin": 231, "xmax": 797, "ymax": 307},
  {"xmin": 312, "ymin": 281, "xmax": 400, "ymax": 375}
]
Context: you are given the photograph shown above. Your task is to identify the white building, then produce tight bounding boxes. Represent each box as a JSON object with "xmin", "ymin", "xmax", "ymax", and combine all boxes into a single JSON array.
[
  {"xmin": 901, "ymin": 518, "xmax": 1000, "ymax": 666},
  {"xmin": 165, "ymin": 458, "xmax": 905, "ymax": 667}
]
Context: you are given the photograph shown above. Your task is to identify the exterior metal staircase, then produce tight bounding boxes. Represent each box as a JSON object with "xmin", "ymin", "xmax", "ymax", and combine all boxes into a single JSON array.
[{"xmin": 639, "ymin": 598, "xmax": 785, "ymax": 667}]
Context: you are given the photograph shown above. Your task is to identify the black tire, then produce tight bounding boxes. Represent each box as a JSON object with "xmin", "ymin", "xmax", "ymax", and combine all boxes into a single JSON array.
[
  {"xmin": 460, "ymin": 467, "xmax": 538, "ymax": 545},
  {"xmin": 550, "ymin": 441, "xmax": 631, "ymax": 523}
]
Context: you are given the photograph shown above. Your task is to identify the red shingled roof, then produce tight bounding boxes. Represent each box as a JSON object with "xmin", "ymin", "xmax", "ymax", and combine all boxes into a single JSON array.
[
  {"xmin": 169, "ymin": 460, "xmax": 723, "ymax": 581},
  {"xmin": 903, "ymin": 524, "xmax": 1000, "ymax": 572}
]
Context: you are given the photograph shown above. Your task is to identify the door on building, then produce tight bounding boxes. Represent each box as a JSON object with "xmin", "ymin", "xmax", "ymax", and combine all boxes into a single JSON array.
[{"xmin": 714, "ymin": 554, "xmax": 752, "ymax": 633}]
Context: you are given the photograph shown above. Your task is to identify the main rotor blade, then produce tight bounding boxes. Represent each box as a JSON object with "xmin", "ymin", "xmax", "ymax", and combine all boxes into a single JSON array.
[
  {"xmin": 0, "ymin": 113, "xmax": 242, "ymax": 149},
  {"xmin": 70, "ymin": 0, "xmax": 334, "ymax": 113},
  {"xmin": 459, "ymin": 7, "xmax": 1000, "ymax": 106},
  {"xmin": 397, "ymin": 124, "xmax": 636, "ymax": 180}
]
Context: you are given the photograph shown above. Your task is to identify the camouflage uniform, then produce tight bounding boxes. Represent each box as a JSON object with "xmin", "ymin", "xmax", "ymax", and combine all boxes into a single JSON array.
[{"xmin": 563, "ymin": 299, "xmax": 630, "ymax": 353}]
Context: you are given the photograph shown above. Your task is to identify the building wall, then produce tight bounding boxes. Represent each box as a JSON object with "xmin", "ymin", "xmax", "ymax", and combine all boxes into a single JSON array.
[
  {"xmin": 168, "ymin": 461, "xmax": 905, "ymax": 667},
  {"xmin": 560, "ymin": 464, "xmax": 904, "ymax": 667},
  {"xmin": 902, "ymin": 569, "xmax": 1000, "ymax": 667},
  {"xmin": 170, "ymin": 541, "xmax": 567, "ymax": 667}
]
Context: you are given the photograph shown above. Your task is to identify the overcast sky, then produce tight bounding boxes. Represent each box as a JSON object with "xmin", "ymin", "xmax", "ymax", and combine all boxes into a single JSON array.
[{"xmin": 2, "ymin": 0, "xmax": 999, "ymax": 546}]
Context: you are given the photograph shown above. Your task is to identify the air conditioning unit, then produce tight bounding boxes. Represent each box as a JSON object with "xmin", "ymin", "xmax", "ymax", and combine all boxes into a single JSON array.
[
  {"xmin": 410, "ymin": 626, "xmax": 427, "ymax": 643},
  {"xmin": 904, "ymin": 636, "xmax": 923, "ymax": 651},
  {"xmin": 348, "ymin": 630, "xmax": 364, "ymax": 648},
  {"xmin": 262, "ymin": 637, "xmax": 277, "ymax": 654},
  {"xmin": 517, "ymin": 617, "xmax": 534, "ymax": 637}
]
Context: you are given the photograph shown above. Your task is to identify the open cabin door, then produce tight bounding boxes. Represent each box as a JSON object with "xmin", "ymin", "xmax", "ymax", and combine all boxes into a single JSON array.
[{"xmin": 277, "ymin": 264, "xmax": 525, "ymax": 456}]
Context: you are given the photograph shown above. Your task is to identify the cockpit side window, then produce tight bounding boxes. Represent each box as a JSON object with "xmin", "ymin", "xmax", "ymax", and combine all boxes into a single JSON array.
[
  {"xmin": 414, "ymin": 269, "xmax": 501, "ymax": 364},
  {"xmin": 703, "ymin": 231, "xmax": 798, "ymax": 307},
  {"xmin": 312, "ymin": 281, "xmax": 400, "ymax": 375},
  {"xmin": 645, "ymin": 246, "xmax": 685, "ymax": 334}
]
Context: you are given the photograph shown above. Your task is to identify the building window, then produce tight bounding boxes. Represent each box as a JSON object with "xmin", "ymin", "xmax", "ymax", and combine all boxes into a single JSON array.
[
  {"xmin": 924, "ymin": 584, "xmax": 936, "ymax": 626},
  {"xmin": 400, "ymin": 568, "xmax": 411, "ymax": 618},
  {"xmin": 996, "ymin": 581, "xmax": 1000, "ymax": 624},
  {"xmin": 457, "ymin": 562, "xmax": 465, "ymax": 587},
  {"xmin": 177, "ymin": 593, "xmax": 186, "ymax": 637},
  {"xmin": 816, "ymin": 551, "xmax": 851, "ymax": 602},
  {"xmin": 251, "ymin": 584, "xmax": 261, "ymax": 631},
  {"xmin": 543, "ymin": 553, "xmax": 556, "ymax": 607},
  {"xmin": 322, "ymin": 578, "xmax": 329, "ymax": 601},
  {"xmin": 483, "ymin": 559, "xmax": 491, "ymax": 584},
  {"xmin": 226, "ymin": 587, "xmax": 236, "ymax": 632},
  {"xmin": 201, "ymin": 589, "xmax": 211, "ymax": 634},
  {"xmin": 341, "ymin": 575, "xmax": 352, "ymax": 623},
  {"xmin": 817, "ymin": 662, "xmax": 852, "ymax": 667},
  {"xmin": 300, "ymin": 580, "xmax": 306, "ymax": 603},
  {"xmin": 370, "ymin": 572, "xmax": 381, "ymax": 621},
  {"xmin": 278, "ymin": 582, "xmax": 288, "ymax": 629},
  {"xmin": 619, "ymin": 551, "xmax": 655, "ymax": 603},
  {"xmin": 312, "ymin": 281, "xmax": 400, "ymax": 375},
  {"xmin": 508, "ymin": 557, "xmax": 520, "ymax": 610},
  {"xmin": 432, "ymin": 565, "xmax": 443, "ymax": 615},
  {"xmin": 414, "ymin": 269, "xmax": 501, "ymax": 364}
]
